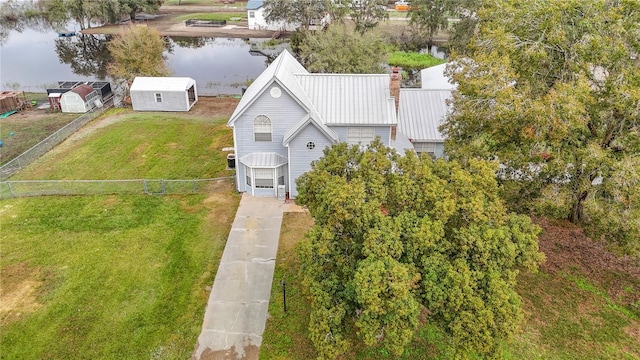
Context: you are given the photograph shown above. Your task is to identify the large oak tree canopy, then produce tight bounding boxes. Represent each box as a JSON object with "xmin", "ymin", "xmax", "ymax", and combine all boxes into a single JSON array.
[
  {"xmin": 296, "ymin": 140, "xmax": 544, "ymax": 358},
  {"xmin": 443, "ymin": 0, "xmax": 640, "ymax": 253}
]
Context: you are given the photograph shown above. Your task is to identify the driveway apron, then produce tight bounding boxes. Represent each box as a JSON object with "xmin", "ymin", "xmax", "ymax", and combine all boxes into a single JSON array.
[{"xmin": 192, "ymin": 194, "xmax": 284, "ymax": 360}]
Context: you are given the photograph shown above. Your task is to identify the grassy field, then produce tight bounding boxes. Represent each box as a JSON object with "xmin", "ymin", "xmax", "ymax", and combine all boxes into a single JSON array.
[
  {"xmin": 11, "ymin": 112, "xmax": 234, "ymax": 180},
  {"xmin": 261, "ymin": 213, "xmax": 640, "ymax": 359},
  {"xmin": 0, "ymin": 182, "xmax": 240, "ymax": 359},
  {"xmin": 1, "ymin": 97, "xmax": 243, "ymax": 358},
  {"xmin": 175, "ymin": 12, "xmax": 246, "ymax": 22},
  {"xmin": 0, "ymin": 108, "xmax": 77, "ymax": 166}
]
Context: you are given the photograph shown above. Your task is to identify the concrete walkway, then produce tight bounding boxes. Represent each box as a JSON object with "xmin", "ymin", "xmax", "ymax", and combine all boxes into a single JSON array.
[{"xmin": 192, "ymin": 194, "xmax": 285, "ymax": 360}]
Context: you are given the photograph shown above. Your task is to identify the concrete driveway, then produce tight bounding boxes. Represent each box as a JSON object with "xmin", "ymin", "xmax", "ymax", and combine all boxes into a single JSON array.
[{"xmin": 192, "ymin": 194, "xmax": 285, "ymax": 360}]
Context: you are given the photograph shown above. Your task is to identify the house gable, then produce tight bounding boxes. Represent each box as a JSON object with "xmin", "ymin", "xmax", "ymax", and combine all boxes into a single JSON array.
[
  {"xmin": 287, "ymin": 122, "xmax": 335, "ymax": 198},
  {"xmin": 229, "ymin": 50, "xmax": 401, "ymax": 197}
]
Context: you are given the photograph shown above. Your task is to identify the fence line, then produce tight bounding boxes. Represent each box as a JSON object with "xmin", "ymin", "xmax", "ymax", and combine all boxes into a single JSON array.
[
  {"xmin": 0, "ymin": 100, "xmax": 115, "ymax": 180},
  {"xmin": 0, "ymin": 177, "xmax": 235, "ymax": 199}
]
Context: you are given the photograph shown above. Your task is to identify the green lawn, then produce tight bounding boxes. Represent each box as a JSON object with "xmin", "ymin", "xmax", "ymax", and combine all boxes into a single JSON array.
[
  {"xmin": 176, "ymin": 12, "xmax": 246, "ymax": 22},
  {"xmin": 11, "ymin": 112, "xmax": 234, "ymax": 180},
  {"xmin": 0, "ymin": 110, "xmax": 77, "ymax": 166},
  {"xmin": 164, "ymin": 0, "xmax": 225, "ymax": 5},
  {"xmin": 0, "ymin": 181, "xmax": 240, "ymax": 359},
  {"xmin": 1, "ymin": 102, "xmax": 242, "ymax": 358},
  {"xmin": 261, "ymin": 213, "xmax": 640, "ymax": 359}
]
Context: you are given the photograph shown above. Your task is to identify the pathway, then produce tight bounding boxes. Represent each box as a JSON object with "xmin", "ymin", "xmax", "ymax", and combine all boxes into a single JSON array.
[{"xmin": 192, "ymin": 194, "xmax": 285, "ymax": 360}]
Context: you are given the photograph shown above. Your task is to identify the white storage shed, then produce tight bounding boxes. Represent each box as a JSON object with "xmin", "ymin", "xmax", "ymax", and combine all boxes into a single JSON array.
[
  {"xmin": 60, "ymin": 84, "xmax": 101, "ymax": 113},
  {"xmin": 130, "ymin": 77, "xmax": 198, "ymax": 112}
]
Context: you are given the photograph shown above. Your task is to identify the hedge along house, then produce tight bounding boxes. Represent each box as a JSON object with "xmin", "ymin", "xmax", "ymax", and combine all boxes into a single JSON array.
[
  {"xmin": 227, "ymin": 50, "xmax": 397, "ymax": 198},
  {"xmin": 130, "ymin": 77, "xmax": 198, "ymax": 112},
  {"xmin": 397, "ymin": 89, "xmax": 451, "ymax": 158},
  {"xmin": 60, "ymin": 84, "xmax": 101, "ymax": 113}
]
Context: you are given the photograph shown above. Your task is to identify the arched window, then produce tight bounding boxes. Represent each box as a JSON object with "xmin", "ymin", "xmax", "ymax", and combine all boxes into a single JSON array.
[{"xmin": 254, "ymin": 115, "xmax": 272, "ymax": 141}]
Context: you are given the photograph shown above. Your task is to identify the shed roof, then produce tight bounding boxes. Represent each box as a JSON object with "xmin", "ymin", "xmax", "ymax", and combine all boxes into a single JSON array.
[
  {"xmin": 130, "ymin": 77, "xmax": 195, "ymax": 92},
  {"xmin": 294, "ymin": 74, "xmax": 396, "ymax": 126},
  {"xmin": 398, "ymin": 89, "xmax": 451, "ymax": 142},
  {"xmin": 69, "ymin": 84, "xmax": 95, "ymax": 101}
]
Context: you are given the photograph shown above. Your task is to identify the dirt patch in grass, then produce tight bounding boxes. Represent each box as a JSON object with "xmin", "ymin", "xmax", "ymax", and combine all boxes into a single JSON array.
[
  {"xmin": 0, "ymin": 262, "xmax": 47, "ymax": 326},
  {"xmin": 204, "ymin": 179, "xmax": 240, "ymax": 228},
  {"xmin": 534, "ymin": 217, "xmax": 640, "ymax": 308},
  {"xmin": 511, "ymin": 218, "xmax": 640, "ymax": 358}
]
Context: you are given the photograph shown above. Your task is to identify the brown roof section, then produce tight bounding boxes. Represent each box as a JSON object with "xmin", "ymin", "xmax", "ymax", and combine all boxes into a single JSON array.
[{"xmin": 71, "ymin": 84, "xmax": 95, "ymax": 101}]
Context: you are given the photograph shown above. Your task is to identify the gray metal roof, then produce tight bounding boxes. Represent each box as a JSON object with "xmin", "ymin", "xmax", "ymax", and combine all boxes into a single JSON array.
[
  {"xmin": 246, "ymin": 0, "xmax": 264, "ymax": 10},
  {"xmin": 283, "ymin": 115, "xmax": 338, "ymax": 146},
  {"xmin": 240, "ymin": 152, "xmax": 288, "ymax": 167},
  {"xmin": 130, "ymin": 77, "xmax": 195, "ymax": 91},
  {"xmin": 294, "ymin": 74, "xmax": 397, "ymax": 126},
  {"xmin": 398, "ymin": 89, "xmax": 452, "ymax": 142},
  {"xmin": 229, "ymin": 51, "xmax": 397, "ymax": 128},
  {"xmin": 228, "ymin": 50, "xmax": 313, "ymax": 125}
]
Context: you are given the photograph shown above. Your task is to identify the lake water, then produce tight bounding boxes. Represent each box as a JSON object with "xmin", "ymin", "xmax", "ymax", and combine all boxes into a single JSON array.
[{"xmin": 0, "ymin": 28, "xmax": 270, "ymax": 95}]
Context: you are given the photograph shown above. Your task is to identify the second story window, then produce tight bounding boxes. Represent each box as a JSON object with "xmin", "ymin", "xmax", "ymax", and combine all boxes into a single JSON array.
[
  {"xmin": 347, "ymin": 127, "xmax": 374, "ymax": 146},
  {"xmin": 154, "ymin": 93, "xmax": 162, "ymax": 103},
  {"xmin": 254, "ymin": 115, "xmax": 272, "ymax": 141}
]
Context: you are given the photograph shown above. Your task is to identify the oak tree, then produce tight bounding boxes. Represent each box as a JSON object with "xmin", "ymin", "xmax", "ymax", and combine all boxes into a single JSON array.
[
  {"xmin": 107, "ymin": 25, "xmax": 169, "ymax": 88},
  {"xmin": 263, "ymin": 0, "xmax": 330, "ymax": 31},
  {"xmin": 296, "ymin": 140, "xmax": 544, "ymax": 358},
  {"xmin": 442, "ymin": 0, "xmax": 640, "ymax": 253},
  {"xmin": 295, "ymin": 23, "xmax": 387, "ymax": 73},
  {"xmin": 348, "ymin": 0, "xmax": 388, "ymax": 34}
]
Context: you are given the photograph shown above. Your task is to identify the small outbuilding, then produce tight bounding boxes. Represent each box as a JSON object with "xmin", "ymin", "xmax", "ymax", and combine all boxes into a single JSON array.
[
  {"xmin": 130, "ymin": 77, "xmax": 198, "ymax": 112},
  {"xmin": 60, "ymin": 84, "xmax": 101, "ymax": 113}
]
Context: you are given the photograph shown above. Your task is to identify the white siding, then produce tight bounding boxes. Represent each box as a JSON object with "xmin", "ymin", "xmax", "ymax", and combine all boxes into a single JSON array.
[
  {"xmin": 288, "ymin": 123, "xmax": 334, "ymax": 198},
  {"xmin": 330, "ymin": 126, "xmax": 392, "ymax": 146},
  {"xmin": 131, "ymin": 90, "xmax": 190, "ymax": 112},
  {"xmin": 249, "ymin": 8, "xmax": 298, "ymax": 31},
  {"xmin": 60, "ymin": 92, "xmax": 89, "ymax": 113},
  {"xmin": 234, "ymin": 85, "xmax": 307, "ymax": 193}
]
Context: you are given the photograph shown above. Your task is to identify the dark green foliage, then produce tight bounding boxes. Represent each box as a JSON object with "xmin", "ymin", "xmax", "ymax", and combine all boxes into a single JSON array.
[
  {"xmin": 296, "ymin": 23, "xmax": 388, "ymax": 73},
  {"xmin": 296, "ymin": 140, "xmax": 544, "ymax": 358}
]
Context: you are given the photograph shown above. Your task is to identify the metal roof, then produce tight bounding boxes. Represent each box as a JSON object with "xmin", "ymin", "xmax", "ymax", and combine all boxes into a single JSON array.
[
  {"xmin": 130, "ymin": 77, "xmax": 195, "ymax": 92},
  {"xmin": 228, "ymin": 50, "xmax": 313, "ymax": 125},
  {"xmin": 69, "ymin": 84, "xmax": 95, "ymax": 100},
  {"xmin": 240, "ymin": 152, "xmax": 288, "ymax": 167},
  {"xmin": 246, "ymin": 0, "xmax": 264, "ymax": 10},
  {"xmin": 420, "ymin": 63, "xmax": 456, "ymax": 90},
  {"xmin": 398, "ymin": 89, "xmax": 452, "ymax": 142},
  {"xmin": 295, "ymin": 74, "xmax": 397, "ymax": 125},
  {"xmin": 283, "ymin": 115, "xmax": 338, "ymax": 146},
  {"xmin": 228, "ymin": 50, "xmax": 397, "ymax": 128}
]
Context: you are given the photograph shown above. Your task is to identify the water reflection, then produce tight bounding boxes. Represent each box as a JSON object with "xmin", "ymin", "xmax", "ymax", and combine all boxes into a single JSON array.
[
  {"xmin": 1, "ymin": 28, "xmax": 270, "ymax": 95},
  {"xmin": 55, "ymin": 33, "xmax": 113, "ymax": 79}
]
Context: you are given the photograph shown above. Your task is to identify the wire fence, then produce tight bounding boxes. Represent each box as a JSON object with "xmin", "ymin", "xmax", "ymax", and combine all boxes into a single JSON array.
[
  {"xmin": 0, "ymin": 177, "xmax": 235, "ymax": 200},
  {"xmin": 0, "ymin": 100, "xmax": 115, "ymax": 180}
]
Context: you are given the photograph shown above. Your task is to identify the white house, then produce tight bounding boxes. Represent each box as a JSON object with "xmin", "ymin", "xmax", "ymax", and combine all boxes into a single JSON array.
[
  {"xmin": 227, "ymin": 50, "xmax": 397, "ymax": 198},
  {"xmin": 60, "ymin": 84, "xmax": 101, "ymax": 113},
  {"xmin": 130, "ymin": 77, "xmax": 198, "ymax": 112},
  {"xmin": 246, "ymin": 0, "xmax": 298, "ymax": 31},
  {"xmin": 420, "ymin": 63, "xmax": 456, "ymax": 90},
  {"xmin": 397, "ymin": 88, "xmax": 451, "ymax": 158}
]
